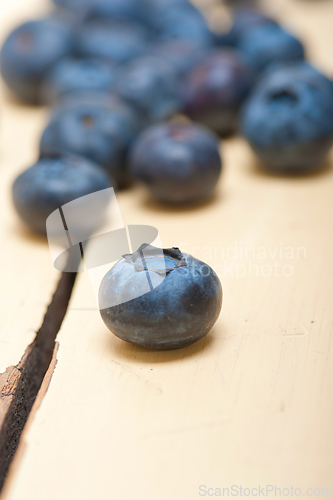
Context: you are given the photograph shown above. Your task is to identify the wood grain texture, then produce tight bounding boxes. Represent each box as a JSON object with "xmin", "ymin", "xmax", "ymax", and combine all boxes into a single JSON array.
[
  {"xmin": 0, "ymin": 0, "xmax": 59, "ymax": 423},
  {"xmin": 2, "ymin": 0, "xmax": 333, "ymax": 499}
]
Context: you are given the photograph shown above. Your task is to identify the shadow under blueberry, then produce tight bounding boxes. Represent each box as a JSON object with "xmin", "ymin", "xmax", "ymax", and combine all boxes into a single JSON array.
[
  {"xmin": 107, "ymin": 326, "xmax": 223, "ymax": 365},
  {"xmin": 8, "ymin": 218, "xmax": 47, "ymax": 246},
  {"xmin": 139, "ymin": 188, "xmax": 224, "ymax": 215},
  {"xmin": 247, "ymin": 151, "xmax": 333, "ymax": 181}
]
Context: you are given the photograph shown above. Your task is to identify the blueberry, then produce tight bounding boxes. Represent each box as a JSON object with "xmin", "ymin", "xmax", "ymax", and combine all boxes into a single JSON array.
[
  {"xmin": 12, "ymin": 154, "xmax": 112, "ymax": 235},
  {"xmin": 99, "ymin": 244, "xmax": 222, "ymax": 349},
  {"xmin": 216, "ymin": 7, "xmax": 277, "ymax": 47},
  {"xmin": 129, "ymin": 122, "xmax": 222, "ymax": 204},
  {"xmin": 42, "ymin": 58, "xmax": 117, "ymax": 104},
  {"xmin": 84, "ymin": 0, "xmax": 149, "ymax": 25},
  {"xmin": 75, "ymin": 20, "xmax": 148, "ymax": 65},
  {"xmin": 52, "ymin": 0, "xmax": 92, "ymax": 11},
  {"xmin": 40, "ymin": 93, "xmax": 141, "ymax": 188},
  {"xmin": 237, "ymin": 23, "xmax": 305, "ymax": 73},
  {"xmin": 181, "ymin": 49, "xmax": 253, "ymax": 136},
  {"xmin": 240, "ymin": 63, "xmax": 333, "ymax": 173},
  {"xmin": 146, "ymin": 40, "xmax": 208, "ymax": 78},
  {"xmin": 153, "ymin": 5, "xmax": 214, "ymax": 46},
  {"xmin": 0, "ymin": 18, "xmax": 74, "ymax": 104},
  {"xmin": 115, "ymin": 56, "xmax": 180, "ymax": 124}
]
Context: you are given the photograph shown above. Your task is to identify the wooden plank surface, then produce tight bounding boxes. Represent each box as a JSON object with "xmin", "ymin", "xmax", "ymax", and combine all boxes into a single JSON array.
[
  {"xmin": 2, "ymin": 0, "xmax": 333, "ymax": 498},
  {"xmin": 0, "ymin": 0, "xmax": 60, "ymax": 403}
]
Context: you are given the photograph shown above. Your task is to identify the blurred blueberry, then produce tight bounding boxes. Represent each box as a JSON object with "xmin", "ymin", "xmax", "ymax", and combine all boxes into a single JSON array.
[
  {"xmin": 147, "ymin": 0, "xmax": 198, "ymax": 25},
  {"xmin": 146, "ymin": 40, "xmax": 208, "ymax": 78},
  {"xmin": 12, "ymin": 153, "xmax": 112, "ymax": 235},
  {"xmin": 52, "ymin": 0, "xmax": 93, "ymax": 11},
  {"xmin": 84, "ymin": 0, "xmax": 150, "ymax": 25},
  {"xmin": 216, "ymin": 7, "xmax": 277, "ymax": 47},
  {"xmin": 75, "ymin": 20, "xmax": 148, "ymax": 65},
  {"xmin": 115, "ymin": 56, "xmax": 180, "ymax": 124},
  {"xmin": 181, "ymin": 49, "xmax": 253, "ymax": 136},
  {"xmin": 0, "ymin": 18, "xmax": 74, "ymax": 104},
  {"xmin": 99, "ymin": 244, "xmax": 223, "ymax": 349},
  {"xmin": 237, "ymin": 23, "xmax": 305, "ymax": 72},
  {"xmin": 129, "ymin": 121, "xmax": 222, "ymax": 204},
  {"xmin": 42, "ymin": 58, "xmax": 117, "ymax": 104},
  {"xmin": 240, "ymin": 62, "xmax": 333, "ymax": 173},
  {"xmin": 154, "ymin": 6, "xmax": 215, "ymax": 46},
  {"xmin": 40, "ymin": 93, "xmax": 141, "ymax": 188}
]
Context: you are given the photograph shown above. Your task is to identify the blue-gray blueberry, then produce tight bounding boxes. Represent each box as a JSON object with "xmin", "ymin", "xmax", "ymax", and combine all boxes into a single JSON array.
[
  {"xmin": 99, "ymin": 244, "xmax": 223, "ymax": 349},
  {"xmin": 129, "ymin": 121, "xmax": 222, "ymax": 204},
  {"xmin": 236, "ymin": 23, "xmax": 305, "ymax": 73},
  {"xmin": 75, "ymin": 20, "xmax": 148, "ymax": 65},
  {"xmin": 115, "ymin": 56, "xmax": 180, "ymax": 124},
  {"xmin": 12, "ymin": 154, "xmax": 112, "ymax": 235},
  {"xmin": 240, "ymin": 63, "xmax": 333, "ymax": 173},
  {"xmin": 0, "ymin": 18, "xmax": 74, "ymax": 104},
  {"xmin": 42, "ymin": 58, "xmax": 117, "ymax": 104},
  {"xmin": 40, "ymin": 93, "xmax": 141, "ymax": 188}
]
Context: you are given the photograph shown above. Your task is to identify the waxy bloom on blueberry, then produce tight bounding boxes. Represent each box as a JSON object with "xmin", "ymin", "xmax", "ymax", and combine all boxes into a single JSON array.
[{"xmin": 99, "ymin": 245, "xmax": 223, "ymax": 350}]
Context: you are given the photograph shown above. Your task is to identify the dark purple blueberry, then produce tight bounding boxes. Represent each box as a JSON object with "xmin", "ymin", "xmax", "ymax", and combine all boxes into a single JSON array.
[
  {"xmin": 12, "ymin": 154, "xmax": 112, "ymax": 235},
  {"xmin": 99, "ymin": 244, "xmax": 223, "ymax": 349},
  {"xmin": 237, "ymin": 23, "xmax": 305, "ymax": 72},
  {"xmin": 181, "ymin": 49, "xmax": 253, "ymax": 136},
  {"xmin": 129, "ymin": 121, "xmax": 222, "ymax": 204},
  {"xmin": 115, "ymin": 56, "xmax": 180, "ymax": 124},
  {"xmin": 240, "ymin": 63, "xmax": 333, "ymax": 173},
  {"xmin": 75, "ymin": 20, "xmax": 148, "ymax": 65},
  {"xmin": 0, "ymin": 18, "xmax": 74, "ymax": 104},
  {"xmin": 42, "ymin": 58, "xmax": 117, "ymax": 104},
  {"xmin": 40, "ymin": 93, "xmax": 141, "ymax": 188}
]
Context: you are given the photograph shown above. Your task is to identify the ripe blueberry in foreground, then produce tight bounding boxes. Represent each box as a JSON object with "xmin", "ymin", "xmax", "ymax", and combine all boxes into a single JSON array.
[
  {"xmin": 240, "ymin": 63, "xmax": 333, "ymax": 173},
  {"xmin": 42, "ymin": 58, "xmax": 117, "ymax": 104},
  {"xmin": 181, "ymin": 49, "xmax": 253, "ymax": 136},
  {"xmin": 99, "ymin": 245, "xmax": 223, "ymax": 350},
  {"xmin": 12, "ymin": 154, "xmax": 112, "ymax": 234},
  {"xmin": 40, "ymin": 93, "xmax": 141, "ymax": 188},
  {"xmin": 129, "ymin": 122, "xmax": 222, "ymax": 204},
  {"xmin": 0, "ymin": 19, "xmax": 74, "ymax": 104},
  {"xmin": 237, "ymin": 24, "xmax": 304, "ymax": 73}
]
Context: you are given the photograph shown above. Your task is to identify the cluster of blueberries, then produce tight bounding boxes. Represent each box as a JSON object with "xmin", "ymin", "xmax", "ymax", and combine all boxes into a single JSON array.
[
  {"xmin": 3, "ymin": 0, "xmax": 333, "ymax": 236},
  {"xmin": 3, "ymin": 1, "xmax": 333, "ymax": 347}
]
